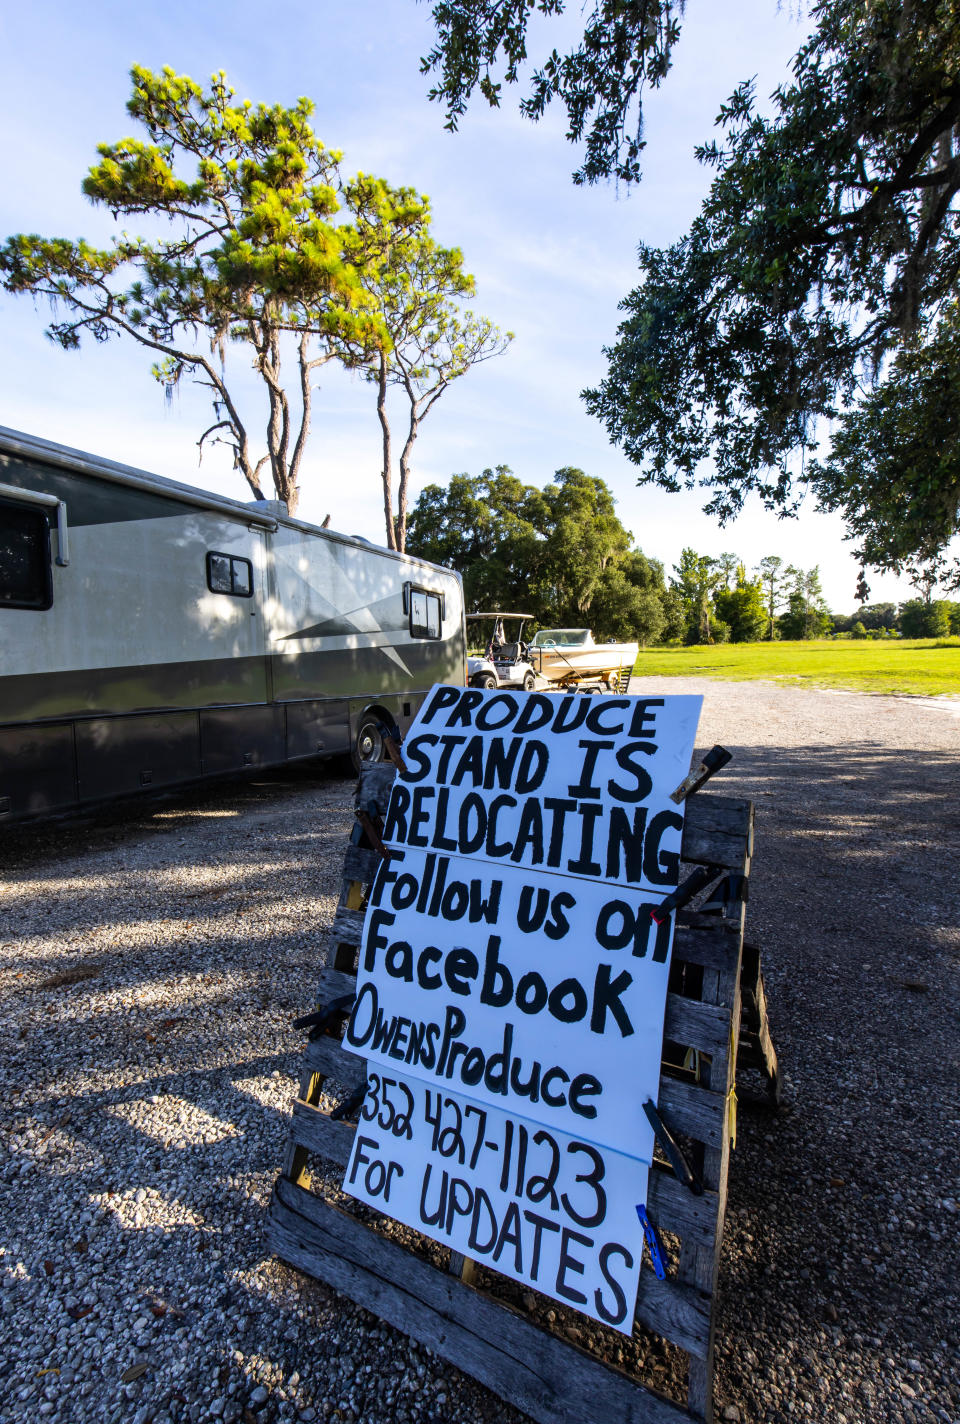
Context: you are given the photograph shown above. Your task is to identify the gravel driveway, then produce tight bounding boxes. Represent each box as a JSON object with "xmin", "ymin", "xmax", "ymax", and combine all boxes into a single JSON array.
[{"xmin": 1, "ymin": 679, "xmax": 958, "ymax": 1424}]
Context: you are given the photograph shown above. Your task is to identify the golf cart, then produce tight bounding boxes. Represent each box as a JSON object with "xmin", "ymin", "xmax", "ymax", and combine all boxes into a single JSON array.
[{"xmin": 466, "ymin": 613, "xmax": 539, "ymax": 691}]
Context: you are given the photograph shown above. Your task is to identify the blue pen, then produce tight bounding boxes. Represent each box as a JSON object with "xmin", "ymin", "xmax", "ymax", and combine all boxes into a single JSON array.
[{"xmin": 636, "ymin": 1203, "xmax": 667, "ymax": 1280}]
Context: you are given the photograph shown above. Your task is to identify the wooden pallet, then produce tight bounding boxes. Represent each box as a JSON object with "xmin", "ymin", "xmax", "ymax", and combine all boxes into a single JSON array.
[{"xmin": 268, "ymin": 764, "xmax": 766, "ymax": 1424}]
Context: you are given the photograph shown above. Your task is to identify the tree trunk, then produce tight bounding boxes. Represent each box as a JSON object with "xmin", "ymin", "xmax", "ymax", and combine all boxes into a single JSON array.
[
  {"xmin": 396, "ymin": 402, "xmax": 420, "ymax": 555},
  {"xmin": 376, "ymin": 354, "xmax": 396, "ymax": 550},
  {"xmin": 699, "ymin": 594, "xmax": 711, "ymax": 644},
  {"xmin": 281, "ymin": 332, "xmax": 317, "ymax": 520},
  {"xmin": 275, "ymin": 469, "xmax": 299, "ymax": 517}
]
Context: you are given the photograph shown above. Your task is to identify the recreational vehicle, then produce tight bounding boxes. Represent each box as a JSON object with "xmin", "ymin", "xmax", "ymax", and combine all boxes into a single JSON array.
[{"xmin": 0, "ymin": 427, "xmax": 467, "ymax": 822}]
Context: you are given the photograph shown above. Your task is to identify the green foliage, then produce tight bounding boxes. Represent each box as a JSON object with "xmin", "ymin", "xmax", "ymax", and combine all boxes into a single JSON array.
[
  {"xmin": 332, "ymin": 216, "xmax": 512, "ymax": 550},
  {"xmin": 422, "ymin": 1, "xmax": 960, "ymax": 581},
  {"xmin": 810, "ymin": 305, "xmax": 960, "ymax": 584},
  {"xmin": 590, "ymin": 551, "xmax": 667, "ymax": 645},
  {"xmin": 405, "ymin": 465, "xmax": 667, "ymax": 642},
  {"xmin": 755, "ymin": 553, "xmax": 789, "ymax": 640},
  {"xmin": 832, "ymin": 601, "xmax": 899, "ymax": 634},
  {"xmin": 778, "ymin": 566, "xmax": 830, "ymax": 640},
  {"xmin": 713, "ymin": 552, "xmax": 739, "ymax": 590},
  {"xmin": 406, "ymin": 466, "xmax": 547, "ymax": 609},
  {"xmin": 715, "ymin": 565, "xmax": 767, "ymax": 643},
  {"xmin": 580, "ymin": 2, "xmax": 960, "ymax": 582},
  {"xmin": 0, "ymin": 66, "xmax": 488, "ymax": 518},
  {"xmin": 538, "ymin": 466, "xmax": 634, "ymax": 623},
  {"xmin": 670, "ymin": 548, "xmax": 722, "ymax": 645},
  {"xmin": 658, "ymin": 587, "xmax": 687, "ymax": 645},
  {"xmin": 859, "ymin": 602, "xmax": 898, "ymax": 633},
  {"xmin": 899, "ymin": 598, "xmax": 951, "ymax": 638},
  {"xmin": 420, "ymin": 0, "xmax": 685, "ymax": 185}
]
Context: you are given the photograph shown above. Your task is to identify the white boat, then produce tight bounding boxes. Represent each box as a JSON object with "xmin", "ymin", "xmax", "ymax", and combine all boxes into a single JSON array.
[{"xmin": 528, "ymin": 629, "xmax": 638, "ymax": 687}]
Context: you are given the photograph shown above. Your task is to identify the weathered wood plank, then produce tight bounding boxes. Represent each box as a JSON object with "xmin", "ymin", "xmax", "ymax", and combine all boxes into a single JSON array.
[
  {"xmin": 683, "ymin": 925, "xmax": 744, "ymax": 1424},
  {"xmin": 291, "ymin": 1098, "xmax": 354, "ymax": 1161},
  {"xmin": 330, "ymin": 905, "xmax": 365, "ymax": 950},
  {"xmin": 675, "ymin": 910, "xmax": 740, "ymax": 932},
  {"xmin": 680, "ymin": 796, "xmax": 752, "ymax": 872},
  {"xmin": 359, "ymin": 763, "xmax": 399, "ymax": 813},
  {"xmin": 656, "ymin": 1078, "xmax": 726, "ymax": 1151},
  {"xmin": 269, "ymin": 1178, "xmax": 695, "ymax": 1424},
  {"xmin": 739, "ymin": 942, "xmax": 762, "ymax": 1003},
  {"xmin": 634, "ymin": 1266, "xmax": 712, "ymax": 1359},
  {"xmin": 313, "ymin": 967, "xmax": 359, "ymax": 1002},
  {"xmin": 647, "ymin": 1169, "xmax": 718, "ymax": 1253},
  {"xmin": 342, "ymin": 845, "xmax": 381, "ymax": 885},
  {"xmin": 740, "ymin": 970, "xmax": 780, "ymax": 1104},
  {"xmin": 670, "ymin": 925, "xmax": 740, "ymax": 974},
  {"xmin": 663, "ymin": 996, "xmax": 730, "ymax": 1059},
  {"xmin": 301, "ymin": 1040, "xmax": 365, "ymax": 1093},
  {"xmin": 448, "ymin": 1250, "xmax": 478, "ymax": 1285}
]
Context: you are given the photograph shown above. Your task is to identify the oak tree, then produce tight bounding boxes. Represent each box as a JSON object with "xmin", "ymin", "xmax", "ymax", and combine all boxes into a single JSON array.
[
  {"xmin": 421, "ymin": 0, "xmax": 685, "ymax": 185},
  {"xmin": 583, "ymin": 1, "xmax": 960, "ymax": 583},
  {"xmin": 406, "ymin": 464, "xmax": 668, "ymax": 641},
  {"xmin": 422, "ymin": 1, "xmax": 960, "ymax": 582}
]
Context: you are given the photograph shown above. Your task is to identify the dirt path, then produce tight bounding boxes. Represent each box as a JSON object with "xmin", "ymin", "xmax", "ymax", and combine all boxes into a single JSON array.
[
  {"xmin": 1, "ymin": 682, "xmax": 958, "ymax": 1424},
  {"xmin": 628, "ymin": 677, "xmax": 960, "ymax": 1423}
]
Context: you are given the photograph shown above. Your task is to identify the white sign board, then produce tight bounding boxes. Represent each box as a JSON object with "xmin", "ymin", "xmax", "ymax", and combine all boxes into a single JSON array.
[
  {"xmin": 344, "ymin": 686, "xmax": 702, "ymax": 1331},
  {"xmin": 345, "ymin": 1072, "xmax": 647, "ymax": 1332},
  {"xmin": 344, "ymin": 850, "xmax": 676, "ymax": 1153},
  {"xmin": 379, "ymin": 688, "xmax": 703, "ymax": 892}
]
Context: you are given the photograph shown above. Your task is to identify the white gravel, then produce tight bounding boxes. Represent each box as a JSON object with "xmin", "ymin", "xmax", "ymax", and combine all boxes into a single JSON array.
[{"xmin": 0, "ymin": 679, "xmax": 958, "ymax": 1424}]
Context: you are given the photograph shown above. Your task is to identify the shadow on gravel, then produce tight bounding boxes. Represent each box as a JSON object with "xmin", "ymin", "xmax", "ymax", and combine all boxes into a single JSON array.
[
  {"xmin": 710, "ymin": 740, "xmax": 960, "ymax": 1422},
  {"xmin": 0, "ymin": 756, "xmax": 414, "ymax": 1424},
  {"xmin": 3, "ymin": 741, "xmax": 958, "ymax": 1423},
  {"xmin": 0, "ymin": 754, "xmax": 357, "ymax": 870}
]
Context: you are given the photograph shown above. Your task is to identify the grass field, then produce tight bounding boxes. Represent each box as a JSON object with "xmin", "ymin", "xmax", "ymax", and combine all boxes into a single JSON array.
[{"xmin": 632, "ymin": 638, "xmax": 960, "ymax": 696}]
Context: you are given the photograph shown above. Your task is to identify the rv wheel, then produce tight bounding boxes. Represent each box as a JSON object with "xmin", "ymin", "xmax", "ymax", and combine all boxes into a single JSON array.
[
  {"xmin": 471, "ymin": 672, "xmax": 497, "ymax": 689},
  {"xmin": 353, "ymin": 718, "xmax": 386, "ymax": 769},
  {"xmin": 522, "ymin": 671, "xmax": 536, "ymax": 692}
]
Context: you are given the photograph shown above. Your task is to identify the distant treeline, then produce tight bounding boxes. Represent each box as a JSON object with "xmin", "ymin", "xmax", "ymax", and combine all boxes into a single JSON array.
[{"xmin": 407, "ymin": 468, "xmax": 960, "ymax": 645}]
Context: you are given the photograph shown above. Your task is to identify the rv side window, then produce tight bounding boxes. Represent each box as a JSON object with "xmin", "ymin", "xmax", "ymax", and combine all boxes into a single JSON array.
[
  {"xmin": 409, "ymin": 587, "xmax": 442, "ymax": 639},
  {"xmin": 0, "ymin": 496, "xmax": 53, "ymax": 610},
  {"xmin": 206, "ymin": 551, "xmax": 254, "ymax": 598}
]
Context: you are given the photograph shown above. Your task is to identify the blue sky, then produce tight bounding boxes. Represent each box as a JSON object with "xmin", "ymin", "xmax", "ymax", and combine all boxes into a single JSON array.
[{"xmin": 0, "ymin": 0, "xmax": 924, "ymax": 611}]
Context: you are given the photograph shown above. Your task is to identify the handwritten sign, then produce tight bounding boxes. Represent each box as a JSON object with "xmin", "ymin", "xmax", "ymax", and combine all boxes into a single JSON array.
[
  {"xmin": 346, "ymin": 1072, "xmax": 645, "ymax": 1331},
  {"xmin": 344, "ymin": 685, "xmax": 702, "ymax": 1330},
  {"xmin": 380, "ymin": 688, "xmax": 702, "ymax": 891},
  {"xmin": 345, "ymin": 851, "xmax": 674, "ymax": 1152}
]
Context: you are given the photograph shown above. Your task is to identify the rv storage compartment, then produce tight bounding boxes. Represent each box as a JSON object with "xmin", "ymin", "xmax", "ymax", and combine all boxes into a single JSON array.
[
  {"xmin": 200, "ymin": 706, "xmax": 285, "ymax": 774},
  {"xmin": 0, "ymin": 723, "xmax": 75, "ymax": 818},
  {"xmin": 76, "ymin": 712, "xmax": 200, "ymax": 801}
]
